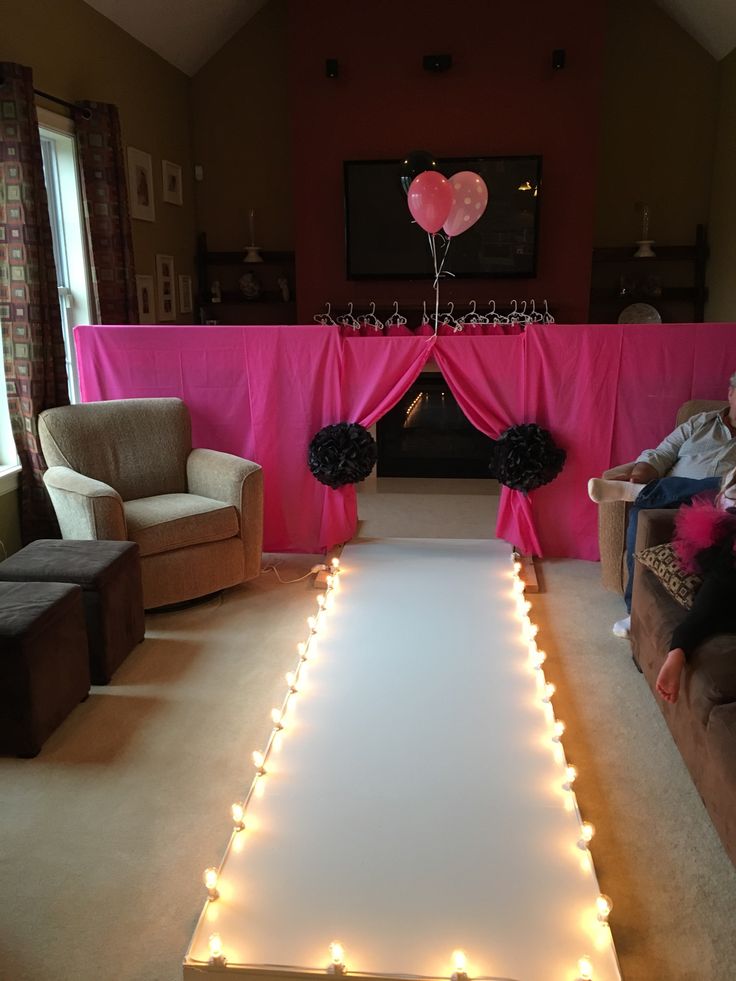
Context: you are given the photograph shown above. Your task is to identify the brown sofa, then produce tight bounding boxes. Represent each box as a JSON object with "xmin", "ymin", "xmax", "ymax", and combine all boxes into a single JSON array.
[
  {"xmin": 630, "ymin": 509, "xmax": 736, "ymax": 866},
  {"xmin": 599, "ymin": 398, "xmax": 728, "ymax": 594}
]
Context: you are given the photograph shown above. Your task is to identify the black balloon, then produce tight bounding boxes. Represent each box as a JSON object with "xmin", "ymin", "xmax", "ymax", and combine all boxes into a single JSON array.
[
  {"xmin": 308, "ymin": 422, "xmax": 377, "ymax": 489},
  {"xmin": 488, "ymin": 424, "xmax": 566, "ymax": 494},
  {"xmin": 399, "ymin": 149, "xmax": 439, "ymax": 196}
]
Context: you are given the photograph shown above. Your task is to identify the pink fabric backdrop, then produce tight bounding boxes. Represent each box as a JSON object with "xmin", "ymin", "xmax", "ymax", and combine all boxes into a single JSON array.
[{"xmin": 74, "ymin": 323, "xmax": 736, "ymax": 558}]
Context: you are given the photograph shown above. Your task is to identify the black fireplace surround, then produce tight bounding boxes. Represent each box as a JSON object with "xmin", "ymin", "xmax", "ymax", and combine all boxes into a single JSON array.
[{"xmin": 376, "ymin": 374, "xmax": 495, "ymax": 478}]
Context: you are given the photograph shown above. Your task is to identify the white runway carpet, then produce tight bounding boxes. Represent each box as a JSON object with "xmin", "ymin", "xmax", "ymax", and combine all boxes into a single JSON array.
[{"xmin": 185, "ymin": 539, "xmax": 620, "ymax": 981}]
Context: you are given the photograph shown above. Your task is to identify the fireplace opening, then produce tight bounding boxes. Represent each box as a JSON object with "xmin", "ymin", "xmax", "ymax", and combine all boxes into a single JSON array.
[{"xmin": 376, "ymin": 374, "xmax": 496, "ymax": 478}]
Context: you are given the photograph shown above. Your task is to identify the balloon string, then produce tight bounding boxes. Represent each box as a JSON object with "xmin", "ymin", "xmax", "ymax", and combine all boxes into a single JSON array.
[{"xmin": 428, "ymin": 232, "xmax": 440, "ymax": 334}]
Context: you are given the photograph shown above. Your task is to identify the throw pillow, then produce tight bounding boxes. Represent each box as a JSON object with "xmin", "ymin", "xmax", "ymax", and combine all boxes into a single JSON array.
[{"xmin": 635, "ymin": 542, "xmax": 702, "ymax": 610}]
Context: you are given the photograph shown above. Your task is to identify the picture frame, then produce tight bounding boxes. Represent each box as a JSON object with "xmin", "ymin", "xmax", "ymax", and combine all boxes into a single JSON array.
[
  {"xmin": 162, "ymin": 160, "xmax": 183, "ymax": 206},
  {"xmin": 155, "ymin": 254, "xmax": 176, "ymax": 322},
  {"xmin": 127, "ymin": 147, "xmax": 156, "ymax": 222},
  {"xmin": 135, "ymin": 274, "xmax": 156, "ymax": 324},
  {"xmin": 178, "ymin": 274, "xmax": 193, "ymax": 315}
]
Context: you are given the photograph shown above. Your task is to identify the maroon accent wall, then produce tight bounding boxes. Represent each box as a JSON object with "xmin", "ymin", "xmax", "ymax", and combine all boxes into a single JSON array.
[{"xmin": 288, "ymin": 0, "xmax": 605, "ymax": 325}]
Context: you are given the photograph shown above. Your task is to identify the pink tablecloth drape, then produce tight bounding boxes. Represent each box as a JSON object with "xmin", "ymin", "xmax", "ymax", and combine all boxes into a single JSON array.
[{"xmin": 74, "ymin": 323, "xmax": 736, "ymax": 559}]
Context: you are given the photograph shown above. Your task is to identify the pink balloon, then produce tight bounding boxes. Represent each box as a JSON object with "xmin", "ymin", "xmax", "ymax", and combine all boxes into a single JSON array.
[
  {"xmin": 407, "ymin": 171, "xmax": 454, "ymax": 234},
  {"xmin": 443, "ymin": 171, "xmax": 488, "ymax": 237}
]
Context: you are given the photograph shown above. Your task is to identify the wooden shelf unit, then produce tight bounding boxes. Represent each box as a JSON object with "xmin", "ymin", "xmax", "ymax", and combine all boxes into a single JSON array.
[
  {"xmin": 196, "ymin": 232, "xmax": 296, "ymax": 325},
  {"xmin": 588, "ymin": 224, "xmax": 708, "ymax": 323}
]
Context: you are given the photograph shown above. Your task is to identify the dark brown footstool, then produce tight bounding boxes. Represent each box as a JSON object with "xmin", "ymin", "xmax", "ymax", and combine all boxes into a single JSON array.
[
  {"xmin": 0, "ymin": 540, "xmax": 145, "ymax": 684},
  {"xmin": 0, "ymin": 581, "xmax": 90, "ymax": 757}
]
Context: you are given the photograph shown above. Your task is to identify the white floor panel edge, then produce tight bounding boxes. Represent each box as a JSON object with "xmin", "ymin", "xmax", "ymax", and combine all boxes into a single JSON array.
[{"xmin": 184, "ymin": 539, "xmax": 621, "ymax": 981}]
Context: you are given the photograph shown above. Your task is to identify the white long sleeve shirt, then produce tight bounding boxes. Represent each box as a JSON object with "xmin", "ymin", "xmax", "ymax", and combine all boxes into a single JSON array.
[{"xmin": 636, "ymin": 410, "xmax": 736, "ymax": 478}]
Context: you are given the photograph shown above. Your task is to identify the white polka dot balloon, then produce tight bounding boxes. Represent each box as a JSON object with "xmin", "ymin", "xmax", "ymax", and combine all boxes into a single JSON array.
[{"xmin": 442, "ymin": 171, "xmax": 489, "ymax": 238}]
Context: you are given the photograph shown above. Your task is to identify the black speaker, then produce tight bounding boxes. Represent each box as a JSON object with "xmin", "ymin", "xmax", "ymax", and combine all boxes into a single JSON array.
[
  {"xmin": 552, "ymin": 49, "xmax": 566, "ymax": 70},
  {"xmin": 325, "ymin": 58, "xmax": 339, "ymax": 78},
  {"xmin": 422, "ymin": 54, "xmax": 452, "ymax": 73}
]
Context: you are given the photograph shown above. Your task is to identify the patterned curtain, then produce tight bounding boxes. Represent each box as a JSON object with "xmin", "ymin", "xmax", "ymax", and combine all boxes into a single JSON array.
[
  {"xmin": 0, "ymin": 62, "xmax": 68, "ymax": 541},
  {"xmin": 73, "ymin": 102, "xmax": 138, "ymax": 324}
]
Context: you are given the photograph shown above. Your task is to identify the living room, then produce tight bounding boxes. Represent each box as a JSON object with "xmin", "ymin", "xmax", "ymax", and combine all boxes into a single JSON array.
[{"xmin": 2, "ymin": 1, "xmax": 736, "ymax": 979}]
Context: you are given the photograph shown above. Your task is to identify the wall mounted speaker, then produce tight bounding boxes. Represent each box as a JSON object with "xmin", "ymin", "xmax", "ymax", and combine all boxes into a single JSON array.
[
  {"xmin": 422, "ymin": 54, "xmax": 452, "ymax": 73},
  {"xmin": 325, "ymin": 58, "xmax": 339, "ymax": 78},
  {"xmin": 552, "ymin": 49, "xmax": 566, "ymax": 70}
]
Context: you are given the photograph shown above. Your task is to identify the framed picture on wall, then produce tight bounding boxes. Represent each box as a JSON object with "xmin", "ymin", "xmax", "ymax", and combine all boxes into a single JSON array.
[
  {"xmin": 127, "ymin": 147, "xmax": 156, "ymax": 222},
  {"xmin": 135, "ymin": 274, "xmax": 156, "ymax": 324},
  {"xmin": 162, "ymin": 160, "xmax": 183, "ymax": 206},
  {"xmin": 178, "ymin": 274, "xmax": 193, "ymax": 314},
  {"xmin": 156, "ymin": 254, "xmax": 176, "ymax": 321}
]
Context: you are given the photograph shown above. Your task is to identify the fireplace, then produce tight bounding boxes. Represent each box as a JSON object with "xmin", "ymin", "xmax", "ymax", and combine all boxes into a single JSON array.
[{"xmin": 376, "ymin": 373, "xmax": 495, "ymax": 478}]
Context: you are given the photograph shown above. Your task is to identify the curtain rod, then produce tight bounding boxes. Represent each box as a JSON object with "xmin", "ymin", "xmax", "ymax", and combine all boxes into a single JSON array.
[
  {"xmin": 0, "ymin": 76, "xmax": 92, "ymax": 119},
  {"xmin": 34, "ymin": 88, "xmax": 92, "ymax": 120}
]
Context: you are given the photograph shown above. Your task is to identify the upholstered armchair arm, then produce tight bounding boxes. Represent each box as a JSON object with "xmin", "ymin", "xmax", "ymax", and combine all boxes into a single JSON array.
[
  {"xmin": 186, "ymin": 449, "xmax": 264, "ymax": 580},
  {"xmin": 43, "ymin": 466, "xmax": 127, "ymax": 541},
  {"xmin": 634, "ymin": 509, "xmax": 677, "ymax": 552}
]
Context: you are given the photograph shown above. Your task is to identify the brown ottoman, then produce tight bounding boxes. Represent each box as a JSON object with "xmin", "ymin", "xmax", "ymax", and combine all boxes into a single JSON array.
[
  {"xmin": 0, "ymin": 581, "xmax": 90, "ymax": 757},
  {"xmin": 0, "ymin": 540, "xmax": 145, "ymax": 685}
]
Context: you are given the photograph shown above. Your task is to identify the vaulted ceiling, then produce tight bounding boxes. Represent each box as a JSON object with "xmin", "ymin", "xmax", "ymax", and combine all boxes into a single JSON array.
[{"xmin": 82, "ymin": 0, "xmax": 736, "ymax": 76}]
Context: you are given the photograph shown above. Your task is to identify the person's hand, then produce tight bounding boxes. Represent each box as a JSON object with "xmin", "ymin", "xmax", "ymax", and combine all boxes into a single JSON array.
[{"xmin": 630, "ymin": 462, "xmax": 658, "ymax": 484}]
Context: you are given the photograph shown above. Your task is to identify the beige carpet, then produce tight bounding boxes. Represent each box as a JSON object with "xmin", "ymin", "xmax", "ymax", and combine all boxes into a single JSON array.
[{"xmin": 1, "ymin": 478, "xmax": 735, "ymax": 981}]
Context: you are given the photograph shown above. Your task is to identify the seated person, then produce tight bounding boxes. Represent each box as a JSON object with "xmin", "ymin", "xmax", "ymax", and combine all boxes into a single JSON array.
[
  {"xmin": 656, "ymin": 467, "xmax": 736, "ymax": 703},
  {"xmin": 588, "ymin": 372, "xmax": 736, "ymax": 637}
]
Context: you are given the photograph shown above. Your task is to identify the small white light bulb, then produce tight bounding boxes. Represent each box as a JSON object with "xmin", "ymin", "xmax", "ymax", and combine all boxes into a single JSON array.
[
  {"xmin": 297, "ymin": 641, "xmax": 307, "ymax": 659},
  {"xmin": 552, "ymin": 719, "xmax": 566, "ymax": 741},
  {"xmin": 451, "ymin": 948, "xmax": 468, "ymax": 980},
  {"xmin": 578, "ymin": 821, "xmax": 596, "ymax": 849},
  {"xmin": 307, "ymin": 615, "xmax": 318, "ymax": 633},
  {"xmin": 527, "ymin": 622, "xmax": 539, "ymax": 638},
  {"xmin": 326, "ymin": 574, "xmax": 334, "ymax": 589},
  {"xmin": 596, "ymin": 894, "xmax": 613, "ymax": 922},
  {"xmin": 542, "ymin": 682, "xmax": 556, "ymax": 703},
  {"xmin": 317, "ymin": 593, "xmax": 326, "ymax": 609},
  {"xmin": 532, "ymin": 649, "xmax": 547, "ymax": 669},
  {"xmin": 252, "ymin": 750, "xmax": 266, "ymax": 772},
  {"xmin": 513, "ymin": 560, "xmax": 522, "ymax": 574},
  {"xmin": 330, "ymin": 557, "xmax": 340, "ymax": 570},
  {"xmin": 577, "ymin": 955, "xmax": 593, "ymax": 980},
  {"xmin": 564, "ymin": 765, "xmax": 578, "ymax": 789},
  {"xmin": 203, "ymin": 867, "xmax": 219, "ymax": 900},
  {"xmin": 286, "ymin": 671, "xmax": 298, "ymax": 692},
  {"xmin": 513, "ymin": 578, "xmax": 525, "ymax": 594},
  {"xmin": 231, "ymin": 802, "xmax": 246, "ymax": 831},
  {"xmin": 328, "ymin": 941, "xmax": 346, "ymax": 974},
  {"xmin": 208, "ymin": 933, "xmax": 227, "ymax": 966},
  {"xmin": 271, "ymin": 708, "xmax": 284, "ymax": 729}
]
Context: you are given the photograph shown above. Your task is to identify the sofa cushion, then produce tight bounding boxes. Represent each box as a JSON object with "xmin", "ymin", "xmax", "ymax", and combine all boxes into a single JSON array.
[
  {"xmin": 635, "ymin": 542, "xmax": 702, "ymax": 609},
  {"xmin": 124, "ymin": 494, "xmax": 239, "ymax": 558}
]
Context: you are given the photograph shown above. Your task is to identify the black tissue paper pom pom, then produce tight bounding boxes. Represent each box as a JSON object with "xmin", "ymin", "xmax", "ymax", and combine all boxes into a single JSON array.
[
  {"xmin": 308, "ymin": 422, "xmax": 377, "ymax": 489},
  {"xmin": 488, "ymin": 423, "xmax": 566, "ymax": 493}
]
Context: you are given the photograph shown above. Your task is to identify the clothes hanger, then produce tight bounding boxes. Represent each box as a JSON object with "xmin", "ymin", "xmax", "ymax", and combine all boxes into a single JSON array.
[
  {"xmin": 440, "ymin": 301, "xmax": 458, "ymax": 329},
  {"xmin": 337, "ymin": 302, "xmax": 361, "ymax": 330},
  {"xmin": 362, "ymin": 301, "xmax": 384, "ymax": 331},
  {"xmin": 543, "ymin": 299, "xmax": 555, "ymax": 324},
  {"xmin": 463, "ymin": 299, "xmax": 489, "ymax": 324},
  {"xmin": 385, "ymin": 301, "xmax": 407, "ymax": 327},
  {"xmin": 313, "ymin": 302, "xmax": 337, "ymax": 326}
]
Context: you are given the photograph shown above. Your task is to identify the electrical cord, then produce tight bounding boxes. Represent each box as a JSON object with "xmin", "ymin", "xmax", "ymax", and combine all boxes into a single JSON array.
[{"xmin": 261, "ymin": 563, "xmax": 328, "ymax": 584}]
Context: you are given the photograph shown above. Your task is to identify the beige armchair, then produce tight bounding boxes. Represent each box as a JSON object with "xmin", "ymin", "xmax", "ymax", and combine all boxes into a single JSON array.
[
  {"xmin": 598, "ymin": 398, "xmax": 728, "ymax": 593},
  {"xmin": 39, "ymin": 398, "xmax": 263, "ymax": 609}
]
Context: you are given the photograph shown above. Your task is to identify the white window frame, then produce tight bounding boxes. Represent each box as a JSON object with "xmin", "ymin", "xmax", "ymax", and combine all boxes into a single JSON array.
[{"xmin": 38, "ymin": 107, "xmax": 94, "ymax": 404}]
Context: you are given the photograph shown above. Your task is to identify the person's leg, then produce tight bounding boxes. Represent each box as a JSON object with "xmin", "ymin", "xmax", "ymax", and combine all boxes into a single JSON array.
[
  {"xmin": 623, "ymin": 476, "xmax": 721, "ymax": 614},
  {"xmin": 657, "ymin": 567, "xmax": 736, "ymax": 702}
]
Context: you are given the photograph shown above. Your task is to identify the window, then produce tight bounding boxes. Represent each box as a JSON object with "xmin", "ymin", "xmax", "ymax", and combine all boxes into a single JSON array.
[
  {"xmin": 0, "ymin": 108, "xmax": 92, "ymax": 489},
  {"xmin": 38, "ymin": 107, "xmax": 94, "ymax": 404}
]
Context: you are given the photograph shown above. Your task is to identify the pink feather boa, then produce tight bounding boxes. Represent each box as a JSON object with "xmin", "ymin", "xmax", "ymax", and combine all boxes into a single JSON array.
[{"xmin": 673, "ymin": 495, "xmax": 736, "ymax": 573}]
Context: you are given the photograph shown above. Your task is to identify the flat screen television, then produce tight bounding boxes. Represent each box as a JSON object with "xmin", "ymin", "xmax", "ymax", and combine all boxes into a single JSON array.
[{"xmin": 344, "ymin": 155, "xmax": 541, "ymax": 280}]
